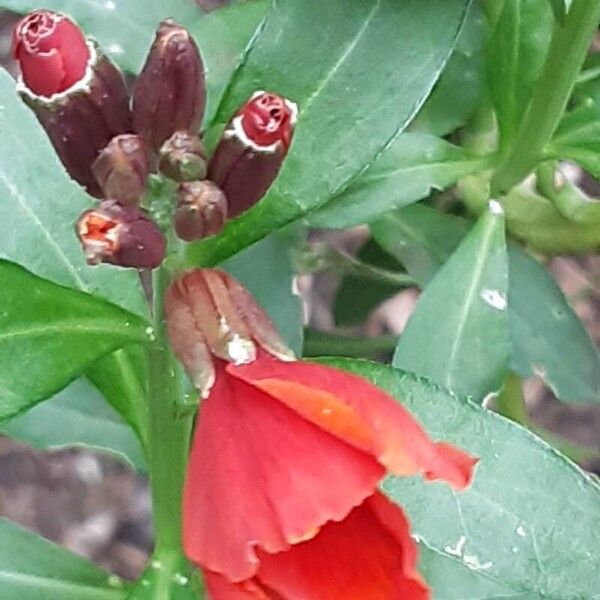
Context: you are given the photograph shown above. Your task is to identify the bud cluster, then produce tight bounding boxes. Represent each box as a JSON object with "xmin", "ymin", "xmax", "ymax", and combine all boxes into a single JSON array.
[{"xmin": 12, "ymin": 11, "xmax": 298, "ymax": 271}]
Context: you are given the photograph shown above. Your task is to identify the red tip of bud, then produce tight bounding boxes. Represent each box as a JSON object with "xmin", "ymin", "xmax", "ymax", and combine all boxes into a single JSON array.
[
  {"xmin": 12, "ymin": 10, "xmax": 90, "ymax": 97},
  {"xmin": 76, "ymin": 200, "xmax": 165, "ymax": 269},
  {"xmin": 239, "ymin": 91, "xmax": 297, "ymax": 150}
]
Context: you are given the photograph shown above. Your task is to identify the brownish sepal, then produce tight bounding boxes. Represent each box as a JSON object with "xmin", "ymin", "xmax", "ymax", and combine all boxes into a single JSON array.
[
  {"xmin": 92, "ymin": 134, "xmax": 150, "ymax": 206},
  {"xmin": 132, "ymin": 20, "xmax": 205, "ymax": 152},
  {"xmin": 159, "ymin": 130, "xmax": 207, "ymax": 182},
  {"xmin": 174, "ymin": 180, "xmax": 227, "ymax": 242},
  {"xmin": 207, "ymin": 125, "xmax": 287, "ymax": 219},
  {"xmin": 164, "ymin": 269, "xmax": 294, "ymax": 397},
  {"xmin": 75, "ymin": 199, "xmax": 165, "ymax": 269},
  {"xmin": 19, "ymin": 44, "xmax": 131, "ymax": 197}
]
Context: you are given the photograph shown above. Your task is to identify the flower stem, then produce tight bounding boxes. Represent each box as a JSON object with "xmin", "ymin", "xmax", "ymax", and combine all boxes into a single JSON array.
[
  {"xmin": 491, "ymin": 0, "xmax": 600, "ymax": 195},
  {"xmin": 144, "ymin": 265, "xmax": 195, "ymax": 595}
]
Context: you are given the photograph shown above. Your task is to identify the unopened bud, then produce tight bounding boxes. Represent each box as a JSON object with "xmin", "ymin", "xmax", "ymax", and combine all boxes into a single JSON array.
[
  {"xmin": 159, "ymin": 131, "xmax": 207, "ymax": 182},
  {"xmin": 76, "ymin": 200, "xmax": 165, "ymax": 269},
  {"xmin": 92, "ymin": 134, "xmax": 150, "ymax": 206},
  {"xmin": 16, "ymin": 41, "xmax": 131, "ymax": 197},
  {"xmin": 132, "ymin": 20, "xmax": 205, "ymax": 152},
  {"xmin": 207, "ymin": 91, "xmax": 297, "ymax": 218},
  {"xmin": 174, "ymin": 180, "xmax": 227, "ymax": 242},
  {"xmin": 165, "ymin": 269, "xmax": 294, "ymax": 397}
]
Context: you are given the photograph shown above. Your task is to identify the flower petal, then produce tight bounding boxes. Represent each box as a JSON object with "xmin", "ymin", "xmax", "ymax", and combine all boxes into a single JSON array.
[
  {"xmin": 205, "ymin": 492, "xmax": 429, "ymax": 600},
  {"xmin": 229, "ymin": 354, "xmax": 477, "ymax": 489},
  {"xmin": 184, "ymin": 366, "xmax": 384, "ymax": 582}
]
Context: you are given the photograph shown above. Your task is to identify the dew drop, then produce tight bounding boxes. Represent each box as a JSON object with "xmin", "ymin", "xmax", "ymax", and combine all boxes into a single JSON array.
[
  {"xmin": 173, "ymin": 573, "xmax": 189, "ymax": 586},
  {"xmin": 488, "ymin": 199, "xmax": 504, "ymax": 215},
  {"xmin": 104, "ymin": 0, "xmax": 116, "ymax": 9},
  {"xmin": 516, "ymin": 525, "xmax": 526, "ymax": 537}
]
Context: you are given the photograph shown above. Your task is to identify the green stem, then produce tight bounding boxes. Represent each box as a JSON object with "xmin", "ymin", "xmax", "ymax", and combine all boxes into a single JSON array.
[
  {"xmin": 495, "ymin": 372, "xmax": 529, "ymax": 424},
  {"xmin": 303, "ymin": 328, "xmax": 398, "ymax": 358},
  {"xmin": 147, "ymin": 266, "xmax": 194, "ymax": 556},
  {"xmin": 491, "ymin": 0, "xmax": 600, "ymax": 194}
]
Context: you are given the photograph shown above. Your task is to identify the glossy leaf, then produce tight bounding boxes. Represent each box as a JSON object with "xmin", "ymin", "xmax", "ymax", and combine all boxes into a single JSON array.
[
  {"xmin": 0, "ymin": 68, "xmax": 148, "ymax": 427},
  {"xmin": 373, "ymin": 204, "xmax": 600, "ymax": 403},
  {"xmin": 546, "ymin": 104, "xmax": 600, "ymax": 177},
  {"xmin": 0, "ymin": 518, "xmax": 128, "ymax": 599},
  {"xmin": 412, "ymin": 1, "xmax": 488, "ymax": 136},
  {"xmin": 188, "ymin": 0, "xmax": 470, "ymax": 265},
  {"xmin": 0, "ymin": 378, "xmax": 146, "ymax": 471},
  {"xmin": 393, "ymin": 204, "xmax": 510, "ymax": 401},
  {"xmin": 311, "ymin": 133, "xmax": 491, "ymax": 229},
  {"xmin": 189, "ymin": 0, "xmax": 269, "ymax": 124},
  {"xmin": 1, "ymin": 0, "xmax": 199, "ymax": 73},
  {"xmin": 487, "ymin": 0, "xmax": 554, "ymax": 147},
  {"xmin": 0, "ymin": 260, "xmax": 150, "ymax": 420},
  {"xmin": 318, "ymin": 358, "xmax": 600, "ymax": 600},
  {"xmin": 223, "ymin": 234, "xmax": 303, "ymax": 355}
]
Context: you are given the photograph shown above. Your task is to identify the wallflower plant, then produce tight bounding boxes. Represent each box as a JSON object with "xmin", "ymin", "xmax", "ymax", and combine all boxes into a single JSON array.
[{"xmin": 0, "ymin": 1, "xmax": 599, "ymax": 598}]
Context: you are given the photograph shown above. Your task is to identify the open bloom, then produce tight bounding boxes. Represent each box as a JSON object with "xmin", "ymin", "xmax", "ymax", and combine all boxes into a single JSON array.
[{"xmin": 165, "ymin": 269, "xmax": 477, "ymax": 599}]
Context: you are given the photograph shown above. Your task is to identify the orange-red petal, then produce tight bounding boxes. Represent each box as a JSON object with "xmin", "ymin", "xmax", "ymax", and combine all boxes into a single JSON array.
[
  {"xmin": 183, "ymin": 366, "xmax": 385, "ymax": 582},
  {"xmin": 228, "ymin": 353, "xmax": 477, "ymax": 489},
  {"xmin": 203, "ymin": 493, "xmax": 429, "ymax": 600}
]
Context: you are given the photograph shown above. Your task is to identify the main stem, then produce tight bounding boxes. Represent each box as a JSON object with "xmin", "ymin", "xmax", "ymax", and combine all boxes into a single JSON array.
[
  {"xmin": 148, "ymin": 266, "xmax": 194, "ymax": 555},
  {"xmin": 491, "ymin": 0, "xmax": 600, "ymax": 195}
]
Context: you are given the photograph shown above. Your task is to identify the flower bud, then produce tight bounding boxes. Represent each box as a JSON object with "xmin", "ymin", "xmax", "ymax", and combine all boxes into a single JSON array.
[
  {"xmin": 75, "ymin": 200, "xmax": 165, "ymax": 269},
  {"xmin": 174, "ymin": 180, "xmax": 227, "ymax": 242},
  {"xmin": 132, "ymin": 20, "xmax": 205, "ymax": 152},
  {"xmin": 13, "ymin": 12, "xmax": 132, "ymax": 197},
  {"xmin": 165, "ymin": 269, "xmax": 294, "ymax": 397},
  {"xmin": 207, "ymin": 91, "xmax": 297, "ymax": 218},
  {"xmin": 92, "ymin": 134, "xmax": 150, "ymax": 206},
  {"xmin": 12, "ymin": 10, "xmax": 90, "ymax": 97},
  {"xmin": 159, "ymin": 130, "xmax": 207, "ymax": 182}
]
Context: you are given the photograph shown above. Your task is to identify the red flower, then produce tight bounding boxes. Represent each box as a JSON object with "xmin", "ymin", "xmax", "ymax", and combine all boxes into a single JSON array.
[
  {"xmin": 165, "ymin": 270, "xmax": 477, "ymax": 599},
  {"xmin": 239, "ymin": 91, "xmax": 296, "ymax": 151},
  {"xmin": 12, "ymin": 10, "xmax": 90, "ymax": 97}
]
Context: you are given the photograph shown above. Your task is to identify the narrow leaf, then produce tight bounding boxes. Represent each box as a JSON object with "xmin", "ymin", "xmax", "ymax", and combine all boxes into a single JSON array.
[
  {"xmin": 319, "ymin": 358, "xmax": 600, "ymax": 600},
  {"xmin": 373, "ymin": 204, "xmax": 600, "ymax": 403},
  {"xmin": 393, "ymin": 203, "xmax": 510, "ymax": 400},
  {"xmin": 0, "ymin": 518, "xmax": 127, "ymax": 599},
  {"xmin": 487, "ymin": 0, "xmax": 554, "ymax": 147},
  {"xmin": 0, "ymin": 378, "xmax": 146, "ymax": 471},
  {"xmin": 0, "ymin": 260, "xmax": 150, "ymax": 420},
  {"xmin": 311, "ymin": 133, "xmax": 491, "ymax": 229},
  {"xmin": 188, "ymin": 0, "xmax": 470, "ymax": 265}
]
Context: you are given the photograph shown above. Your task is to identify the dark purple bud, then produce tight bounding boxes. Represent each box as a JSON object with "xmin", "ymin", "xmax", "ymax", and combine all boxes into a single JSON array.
[
  {"xmin": 132, "ymin": 20, "xmax": 205, "ymax": 152},
  {"xmin": 159, "ymin": 130, "xmax": 207, "ymax": 182},
  {"xmin": 174, "ymin": 180, "xmax": 227, "ymax": 242},
  {"xmin": 207, "ymin": 91, "xmax": 297, "ymax": 218},
  {"xmin": 17, "ymin": 43, "xmax": 131, "ymax": 197},
  {"xmin": 92, "ymin": 134, "xmax": 150, "ymax": 206},
  {"xmin": 75, "ymin": 199, "xmax": 165, "ymax": 269}
]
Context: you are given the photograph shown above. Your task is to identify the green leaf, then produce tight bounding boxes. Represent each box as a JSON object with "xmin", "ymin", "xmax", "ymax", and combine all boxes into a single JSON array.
[
  {"xmin": 0, "ymin": 518, "xmax": 128, "ymax": 599},
  {"xmin": 0, "ymin": 0, "xmax": 199, "ymax": 73},
  {"xmin": 311, "ymin": 133, "xmax": 491, "ymax": 229},
  {"xmin": 0, "ymin": 68, "xmax": 148, "ymax": 427},
  {"xmin": 188, "ymin": 0, "xmax": 470, "ymax": 265},
  {"xmin": 546, "ymin": 104, "xmax": 600, "ymax": 177},
  {"xmin": 487, "ymin": 0, "xmax": 554, "ymax": 147},
  {"xmin": 189, "ymin": 1, "xmax": 269, "ymax": 125},
  {"xmin": 0, "ymin": 260, "xmax": 150, "ymax": 420},
  {"xmin": 373, "ymin": 204, "xmax": 600, "ymax": 403},
  {"xmin": 412, "ymin": 1, "xmax": 488, "ymax": 136},
  {"xmin": 393, "ymin": 204, "xmax": 510, "ymax": 401},
  {"xmin": 318, "ymin": 358, "xmax": 600, "ymax": 600},
  {"xmin": 222, "ymin": 234, "xmax": 303, "ymax": 354},
  {"xmin": 334, "ymin": 239, "xmax": 403, "ymax": 327},
  {"xmin": 0, "ymin": 378, "xmax": 146, "ymax": 471}
]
